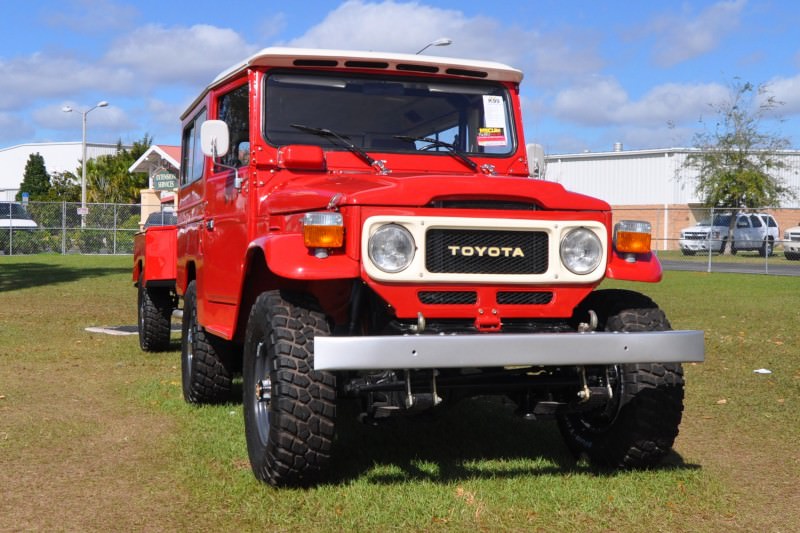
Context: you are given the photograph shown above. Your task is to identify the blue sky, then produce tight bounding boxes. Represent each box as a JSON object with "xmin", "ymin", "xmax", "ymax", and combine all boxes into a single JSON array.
[{"xmin": 1, "ymin": 0, "xmax": 799, "ymax": 154}]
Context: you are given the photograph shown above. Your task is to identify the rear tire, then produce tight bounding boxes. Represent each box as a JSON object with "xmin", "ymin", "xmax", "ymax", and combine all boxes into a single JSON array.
[
  {"xmin": 559, "ymin": 290, "xmax": 685, "ymax": 469},
  {"xmin": 180, "ymin": 281, "xmax": 233, "ymax": 404},
  {"xmin": 243, "ymin": 290, "xmax": 336, "ymax": 486},
  {"xmin": 137, "ymin": 275, "xmax": 172, "ymax": 352}
]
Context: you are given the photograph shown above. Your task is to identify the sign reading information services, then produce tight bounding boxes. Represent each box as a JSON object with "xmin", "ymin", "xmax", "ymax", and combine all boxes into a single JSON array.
[{"xmin": 153, "ymin": 170, "xmax": 178, "ymax": 191}]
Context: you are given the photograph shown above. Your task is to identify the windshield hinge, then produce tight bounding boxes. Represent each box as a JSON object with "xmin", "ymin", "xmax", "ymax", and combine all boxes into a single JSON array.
[
  {"xmin": 372, "ymin": 159, "xmax": 391, "ymax": 175},
  {"xmin": 481, "ymin": 163, "xmax": 496, "ymax": 175}
]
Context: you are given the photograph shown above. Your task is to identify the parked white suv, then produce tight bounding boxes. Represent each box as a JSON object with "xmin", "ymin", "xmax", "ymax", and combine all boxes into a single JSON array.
[
  {"xmin": 679, "ymin": 212, "xmax": 778, "ymax": 256},
  {"xmin": 783, "ymin": 224, "xmax": 800, "ymax": 260}
]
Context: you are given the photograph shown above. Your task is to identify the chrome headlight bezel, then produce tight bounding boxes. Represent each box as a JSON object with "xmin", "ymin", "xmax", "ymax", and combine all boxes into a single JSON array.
[
  {"xmin": 367, "ymin": 223, "xmax": 416, "ymax": 273},
  {"xmin": 560, "ymin": 227, "xmax": 603, "ymax": 275}
]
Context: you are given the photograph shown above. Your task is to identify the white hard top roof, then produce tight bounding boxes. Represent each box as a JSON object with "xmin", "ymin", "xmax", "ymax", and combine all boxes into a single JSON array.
[{"xmin": 183, "ymin": 47, "xmax": 523, "ymax": 119}]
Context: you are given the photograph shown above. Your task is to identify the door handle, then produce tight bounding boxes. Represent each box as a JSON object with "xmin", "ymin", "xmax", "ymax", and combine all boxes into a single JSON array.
[{"xmin": 206, "ymin": 219, "xmax": 214, "ymax": 231}]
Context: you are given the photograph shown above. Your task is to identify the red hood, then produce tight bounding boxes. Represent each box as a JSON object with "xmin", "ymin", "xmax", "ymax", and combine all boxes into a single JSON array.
[{"xmin": 264, "ymin": 172, "xmax": 610, "ymax": 214}]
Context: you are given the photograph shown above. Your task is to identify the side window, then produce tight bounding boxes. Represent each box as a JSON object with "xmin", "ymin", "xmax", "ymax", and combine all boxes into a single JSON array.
[
  {"xmin": 767, "ymin": 216, "xmax": 777, "ymax": 228},
  {"xmin": 750, "ymin": 215, "xmax": 762, "ymax": 228},
  {"xmin": 217, "ymin": 84, "xmax": 249, "ymax": 167},
  {"xmin": 181, "ymin": 108, "xmax": 207, "ymax": 186}
]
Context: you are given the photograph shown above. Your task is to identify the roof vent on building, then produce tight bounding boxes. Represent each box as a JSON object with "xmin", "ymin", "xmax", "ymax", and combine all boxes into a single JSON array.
[{"xmin": 613, "ymin": 142, "xmax": 623, "ymax": 152}]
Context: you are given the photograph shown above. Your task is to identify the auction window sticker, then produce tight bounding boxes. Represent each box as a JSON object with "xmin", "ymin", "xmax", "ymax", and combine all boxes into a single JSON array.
[{"xmin": 478, "ymin": 95, "xmax": 508, "ymax": 146}]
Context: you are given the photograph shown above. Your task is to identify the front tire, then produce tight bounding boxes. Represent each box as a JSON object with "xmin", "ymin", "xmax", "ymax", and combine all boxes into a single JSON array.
[
  {"xmin": 243, "ymin": 290, "xmax": 336, "ymax": 486},
  {"xmin": 137, "ymin": 275, "xmax": 172, "ymax": 352},
  {"xmin": 180, "ymin": 280, "xmax": 233, "ymax": 404},
  {"xmin": 559, "ymin": 290, "xmax": 685, "ymax": 469}
]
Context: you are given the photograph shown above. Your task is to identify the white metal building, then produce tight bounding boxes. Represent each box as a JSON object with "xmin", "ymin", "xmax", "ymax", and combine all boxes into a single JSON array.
[
  {"xmin": 543, "ymin": 146, "xmax": 800, "ymax": 208},
  {"xmin": 0, "ymin": 142, "xmax": 125, "ymax": 200}
]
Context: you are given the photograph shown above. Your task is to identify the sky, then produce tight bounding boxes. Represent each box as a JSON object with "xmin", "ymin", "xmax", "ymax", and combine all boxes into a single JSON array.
[{"xmin": 1, "ymin": 0, "xmax": 799, "ymax": 155}]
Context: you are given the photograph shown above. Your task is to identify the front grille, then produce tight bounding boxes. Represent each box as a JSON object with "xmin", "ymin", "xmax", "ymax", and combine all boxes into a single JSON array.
[
  {"xmin": 683, "ymin": 232, "xmax": 709, "ymax": 240},
  {"xmin": 496, "ymin": 291, "xmax": 553, "ymax": 305},
  {"xmin": 419, "ymin": 291, "xmax": 478, "ymax": 305},
  {"xmin": 425, "ymin": 229, "xmax": 548, "ymax": 274},
  {"xmin": 790, "ymin": 233, "xmax": 800, "ymax": 242}
]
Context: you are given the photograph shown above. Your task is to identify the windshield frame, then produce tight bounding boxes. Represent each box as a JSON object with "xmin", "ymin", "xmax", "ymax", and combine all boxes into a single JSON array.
[{"xmin": 261, "ymin": 70, "xmax": 518, "ymax": 158}]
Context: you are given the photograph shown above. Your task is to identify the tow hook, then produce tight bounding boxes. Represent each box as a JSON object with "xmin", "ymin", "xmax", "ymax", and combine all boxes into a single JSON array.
[{"xmin": 578, "ymin": 309, "xmax": 598, "ymax": 333}]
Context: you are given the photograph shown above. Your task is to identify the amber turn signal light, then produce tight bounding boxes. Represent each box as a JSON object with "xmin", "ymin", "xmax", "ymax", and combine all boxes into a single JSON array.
[
  {"xmin": 614, "ymin": 220, "xmax": 651, "ymax": 254},
  {"xmin": 303, "ymin": 212, "xmax": 344, "ymax": 248}
]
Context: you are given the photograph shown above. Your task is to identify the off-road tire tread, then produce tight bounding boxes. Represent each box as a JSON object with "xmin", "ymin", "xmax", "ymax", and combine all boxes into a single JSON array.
[
  {"xmin": 138, "ymin": 279, "xmax": 172, "ymax": 352},
  {"xmin": 244, "ymin": 290, "xmax": 336, "ymax": 487},
  {"xmin": 181, "ymin": 281, "xmax": 233, "ymax": 404},
  {"xmin": 561, "ymin": 289, "xmax": 685, "ymax": 469}
]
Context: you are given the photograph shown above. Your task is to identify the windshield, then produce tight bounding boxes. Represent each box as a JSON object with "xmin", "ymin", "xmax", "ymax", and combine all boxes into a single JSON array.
[
  {"xmin": 264, "ymin": 72, "xmax": 515, "ymax": 156},
  {"xmin": 0, "ymin": 202, "xmax": 32, "ymax": 219},
  {"xmin": 698, "ymin": 214, "xmax": 731, "ymax": 227}
]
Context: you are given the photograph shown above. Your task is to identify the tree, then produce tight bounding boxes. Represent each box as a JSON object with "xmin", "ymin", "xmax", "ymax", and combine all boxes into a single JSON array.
[
  {"xmin": 47, "ymin": 171, "xmax": 81, "ymax": 202},
  {"xmin": 683, "ymin": 79, "xmax": 795, "ymax": 209},
  {"xmin": 16, "ymin": 153, "xmax": 51, "ymax": 201},
  {"xmin": 81, "ymin": 134, "xmax": 153, "ymax": 203}
]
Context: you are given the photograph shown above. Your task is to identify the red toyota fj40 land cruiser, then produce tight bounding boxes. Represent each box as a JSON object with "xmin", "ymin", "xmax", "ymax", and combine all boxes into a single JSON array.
[{"xmin": 134, "ymin": 47, "xmax": 704, "ymax": 486}]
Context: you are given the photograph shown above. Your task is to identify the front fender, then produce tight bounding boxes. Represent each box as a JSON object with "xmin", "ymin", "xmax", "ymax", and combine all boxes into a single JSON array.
[
  {"xmin": 605, "ymin": 251, "xmax": 662, "ymax": 283},
  {"xmin": 258, "ymin": 234, "xmax": 360, "ymax": 280}
]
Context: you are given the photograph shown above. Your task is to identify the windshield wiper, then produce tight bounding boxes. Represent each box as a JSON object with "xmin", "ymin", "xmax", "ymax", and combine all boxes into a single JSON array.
[
  {"xmin": 393, "ymin": 135, "xmax": 478, "ymax": 172},
  {"xmin": 290, "ymin": 124, "xmax": 389, "ymax": 174}
]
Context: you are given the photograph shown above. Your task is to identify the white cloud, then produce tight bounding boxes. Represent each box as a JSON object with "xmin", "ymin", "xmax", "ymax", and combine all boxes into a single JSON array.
[
  {"xmin": 0, "ymin": 113, "xmax": 34, "ymax": 143},
  {"xmin": 763, "ymin": 75, "xmax": 800, "ymax": 115},
  {"xmin": 106, "ymin": 24, "xmax": 257, "ymax": 85},
  {"xmin": 0, "ymin": 53, "xmax": 134, "ymax": 110},
  {"xmin": 553, "ymin": 77, "xmax": 728, "ymax": 129},
  {"xmin": 284, "ymin": 0, "xmax": 602, "ymax": 88},
  {"xmin": 648, "ymin": 0, "xmax": 746, "ymax": 67}
]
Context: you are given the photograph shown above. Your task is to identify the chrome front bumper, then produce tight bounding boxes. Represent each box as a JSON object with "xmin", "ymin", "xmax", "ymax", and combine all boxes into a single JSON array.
[{"xmin": 314, "ymin": 330, "xmax": 705, "ymax": 370}]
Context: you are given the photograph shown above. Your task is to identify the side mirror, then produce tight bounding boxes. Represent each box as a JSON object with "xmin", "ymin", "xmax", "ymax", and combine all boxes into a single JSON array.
[
  {"xmin": 526, "ymin": 143, "xmax": 545, "ymax": 178},
  {"xmin": 200, "ymin": 120, "xmax": 230, "ymax": 158}
]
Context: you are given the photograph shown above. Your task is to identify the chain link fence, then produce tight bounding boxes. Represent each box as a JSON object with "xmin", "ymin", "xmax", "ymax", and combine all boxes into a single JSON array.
[
  {"xmin": 615, "ymin": 206, "xmax": 800, "ymax": 275},
  {"xmin": 4, "ymin": 202, "xmax": 800, "ymax": 276},
  {"xmin": 0, "ymin": 201, "xmax": 147, "ymax": 255}
]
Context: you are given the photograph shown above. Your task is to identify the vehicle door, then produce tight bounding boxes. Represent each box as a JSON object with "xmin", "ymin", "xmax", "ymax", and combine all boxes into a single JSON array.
[
  {"xmin": 733, "ymin": 215, "xmax": 753, "ymax": 249},
  {"xmin": 748, "ymin": 214, "xmax": 765, "ymax": 249},
  {"xmin": 201, "ymin": 81, "xmax": 251, "ymax": 319}
]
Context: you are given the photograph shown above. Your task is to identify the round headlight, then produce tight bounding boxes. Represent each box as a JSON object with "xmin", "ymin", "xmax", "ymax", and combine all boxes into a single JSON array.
[
  {"xmin": 368, "ymin": 224, "xmax": 416, "ymax": 273},
  {"xmin": 560, "ymin": 228, "xmax": 602, "ymax": 275}
]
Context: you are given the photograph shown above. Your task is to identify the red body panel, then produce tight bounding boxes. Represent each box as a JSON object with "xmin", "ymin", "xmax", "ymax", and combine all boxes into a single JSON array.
[{"xmin": 133, "ymin": 226, "xmax": 177, "ymax": 285}]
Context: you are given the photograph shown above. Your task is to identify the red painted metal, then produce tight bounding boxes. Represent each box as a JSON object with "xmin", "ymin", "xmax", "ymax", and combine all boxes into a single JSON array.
[
  {"xmin": 133, "ymin": 225, "xmax": 177, "ymax": 285},
  {"xmin": 135, "ymin": 50, "xmax": 661, "ymax": 345}
]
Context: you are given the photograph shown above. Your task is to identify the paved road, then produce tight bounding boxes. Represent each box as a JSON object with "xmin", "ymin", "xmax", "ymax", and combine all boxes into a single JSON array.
[{"xmin": 661, "ymin": 259, "xmax": 800, "ymax": 276}]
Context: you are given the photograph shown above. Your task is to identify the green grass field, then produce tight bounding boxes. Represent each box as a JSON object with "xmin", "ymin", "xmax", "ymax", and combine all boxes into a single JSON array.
[{"xmin": 1, "ymin": 255, "xmax": 798, "ymax": 531}]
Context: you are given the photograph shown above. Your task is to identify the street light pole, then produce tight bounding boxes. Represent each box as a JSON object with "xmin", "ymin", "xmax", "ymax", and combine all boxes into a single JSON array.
[
  {"xmin": 62, "ymin": 101, "xmax": 108, "ymax": 227},
  {"xmin": 415, "ymin": 37, "xmax": 452, "ymax": 55}
]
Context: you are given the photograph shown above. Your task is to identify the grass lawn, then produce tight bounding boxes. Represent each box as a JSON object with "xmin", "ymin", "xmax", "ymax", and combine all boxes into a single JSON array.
[{"xmin": 1, "ymin": 255, "xmax": 798, "ymax": 531}]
